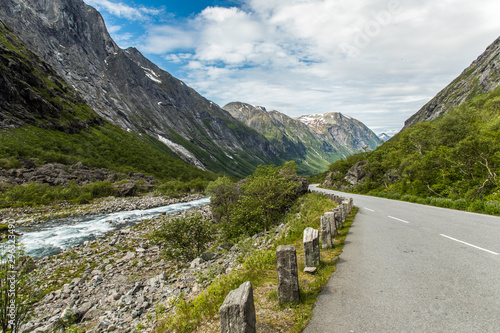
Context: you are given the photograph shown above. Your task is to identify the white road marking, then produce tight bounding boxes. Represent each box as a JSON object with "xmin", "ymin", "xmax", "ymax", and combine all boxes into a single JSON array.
[
  {"xmin": 388, "ymin": 216, "xmax": 410, "ymax": 224},
  {"xmin": 440, "ymin": 234, "xmax": 499, "ymax": 256},
  {"xmin": 364, "ymin": 207, "xmax": 375, "ymax": 212}
]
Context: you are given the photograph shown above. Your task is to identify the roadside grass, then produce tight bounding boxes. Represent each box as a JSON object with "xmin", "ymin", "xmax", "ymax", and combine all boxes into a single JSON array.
[{"xmin": 156, "ymin": 193, "xmax": 357, "ymax": 332}]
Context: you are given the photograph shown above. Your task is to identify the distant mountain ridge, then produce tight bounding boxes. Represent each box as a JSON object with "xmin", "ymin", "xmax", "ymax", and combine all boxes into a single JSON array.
[
  {"xmin": 404, "ymin": 36, "xmax": 500, "ymax": 129},
  {"xmin": 296, "ymin": 113, "xmax": 381, "ymax": 152},
  {"xmin": 378, "ymin": 133, "xmax": 392, "ymax": 141},
  {"xmin": 0, "ymin": 0, "xmax": 282, "ymax": 177},
  {"xmin": 223, "ymin": 102, "xmax": 381, "ymax": 174}
]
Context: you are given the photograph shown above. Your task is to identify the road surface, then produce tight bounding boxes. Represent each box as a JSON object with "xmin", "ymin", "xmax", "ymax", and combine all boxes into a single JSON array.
[{"xmin": 304, "ymin": 185, "xmax": 500, "ymax": 333}]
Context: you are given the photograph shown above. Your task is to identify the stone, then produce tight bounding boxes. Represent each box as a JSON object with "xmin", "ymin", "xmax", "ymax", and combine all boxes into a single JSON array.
[
  {"xmin": 201, "ymin": 252, "xmax": 216, "ymax": 261},
  {"xmin": 219, "ymin": 281, "xmax": 256, "ymax": 333},
  {"xmin": 303, "ymin": 227, "xmax": 320, "ymax": 268},
  {"xmin": 339, "ymin": 205, "xmax": 346, "ymax": 224},
  {"xmin": 76, "ymin": 301, "xmax": 93, "ymax": 318},
  {"xmin": 344, "ymin": 161, "xmax": 368, "ymax": 185},
  {"xmin": 148, "ymin": 273, "xmax": 167, "ymax": 288},
  {"xmin": 303, "ymin": 267, "xmax": 317, "ymax": 274},
  {"xmin": 333, "ymin": 209, "xmax": 342, "ymax": 230},
  {"xmin": 276, "ymin": 245, "xmax": 300, "ymax": 304},
  {"xmin": 325, "ymin": 212, "xmax": 337, "ymax": 237},
  {"xmin": 190, "ymin": 257, "xmax": 204, "ymax": 269},
  {"xmin": 320, "ymin": 215, "xmax": 332, "ymax": 249}
]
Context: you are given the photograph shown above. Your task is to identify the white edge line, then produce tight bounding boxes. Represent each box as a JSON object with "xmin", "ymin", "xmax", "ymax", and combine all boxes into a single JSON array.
[
  {"xmin": 364, "ymin": 207, "xmax": 375, "ymax": 212},
  {"xmin": 440, "ymin": 234, "xmax": 499, "ymax": 256},
  {"xmin": 388, "ymin": 216, "xmax": 410, "ymax": 224}
]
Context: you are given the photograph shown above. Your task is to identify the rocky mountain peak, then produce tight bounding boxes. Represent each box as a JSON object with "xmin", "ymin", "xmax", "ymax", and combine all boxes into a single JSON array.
[
  {"xmin": 297, "ymin": 112, "xmax": 357, "ymax": 135},
  {"xmin": 223, "ymin": 102, "xmax": 268, "ymax": 123}
]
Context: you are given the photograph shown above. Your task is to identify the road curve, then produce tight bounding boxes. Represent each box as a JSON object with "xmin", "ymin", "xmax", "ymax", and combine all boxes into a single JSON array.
[{"xmin": 304, "ymin": 185, "xmax": 500, "ymax": 333}]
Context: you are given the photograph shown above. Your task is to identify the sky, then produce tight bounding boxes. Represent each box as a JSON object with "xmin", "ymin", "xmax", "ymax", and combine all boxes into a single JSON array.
[{"xmin": 83, "ymin": 0, "xmax": 500, "ymax": 135}]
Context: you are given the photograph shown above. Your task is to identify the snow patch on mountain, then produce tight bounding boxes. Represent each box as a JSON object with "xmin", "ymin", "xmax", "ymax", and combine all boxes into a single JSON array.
[
  {"xmin": 157, "ymin": 135, "xmax": 206, "ymax": 170},
  {"xmin": 142, "ymin": 67, "xmax": 162, "ymax": 84}
]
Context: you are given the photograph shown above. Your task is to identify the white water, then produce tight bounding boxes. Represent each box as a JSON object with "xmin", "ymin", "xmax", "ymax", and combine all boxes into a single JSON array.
[{"xmin": 18, "ymin": 197, "xmax": 210, "ymax": 257}]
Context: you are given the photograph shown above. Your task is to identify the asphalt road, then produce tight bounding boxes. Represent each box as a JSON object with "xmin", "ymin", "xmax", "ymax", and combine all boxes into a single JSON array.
[{"xmin": 304, "ymin": 185, "xmax": 500, "ymax": 333}]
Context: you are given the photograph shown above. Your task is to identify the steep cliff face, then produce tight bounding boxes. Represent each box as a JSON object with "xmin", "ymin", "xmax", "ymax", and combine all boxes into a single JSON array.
[
  {"xmin": 224, "ymin": 102, "xmax": 381, "ymax": 174},
  {"xmin": 404, "ymin": 36, "xmax": 500, "ymax": 129},
  {"xmin": 0, "ymin": 0, "xmax": 281, "ymax": 177}
]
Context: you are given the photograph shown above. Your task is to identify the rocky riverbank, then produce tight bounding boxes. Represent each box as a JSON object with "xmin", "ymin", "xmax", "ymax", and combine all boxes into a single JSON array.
[
  {"xmin": 20, "ymin": 201, "xmax": 285, "ymax": 333},
  {"xmin": 0, "ymin": 193, "xmax": 206, "ymax": 227}
]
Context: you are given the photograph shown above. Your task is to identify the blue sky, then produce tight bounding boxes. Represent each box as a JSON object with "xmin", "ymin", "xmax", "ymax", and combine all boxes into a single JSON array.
[{"xmin": 84, "ymin": 0, "xmax": 500, "ymax": 135}]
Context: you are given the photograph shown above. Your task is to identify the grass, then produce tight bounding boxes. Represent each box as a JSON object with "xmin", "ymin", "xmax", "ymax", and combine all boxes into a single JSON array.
[{"xmin": 155, "ymin": 193, "xmax": 357, "ymax": 332}]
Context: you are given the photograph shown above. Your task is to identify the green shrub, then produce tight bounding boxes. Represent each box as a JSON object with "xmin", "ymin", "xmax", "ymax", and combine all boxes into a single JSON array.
[
  {"xmin": 149, "ymin": 214, "xmax": 215, "ymax": 261},
  {"xmin": 207, "ymin": 162, "xmax": 304, "ymax": 241}
]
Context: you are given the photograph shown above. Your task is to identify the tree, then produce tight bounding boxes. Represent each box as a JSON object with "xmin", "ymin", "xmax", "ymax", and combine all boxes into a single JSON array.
[{"xmin": 206, "ymin": 176, "xmax": 238, "ymax": 224}]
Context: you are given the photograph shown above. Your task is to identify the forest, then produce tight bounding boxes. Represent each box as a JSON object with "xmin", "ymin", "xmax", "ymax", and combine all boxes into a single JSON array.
[{"xmin": 321, "ymin": 87, "xmax": 500, "ymax": 214}]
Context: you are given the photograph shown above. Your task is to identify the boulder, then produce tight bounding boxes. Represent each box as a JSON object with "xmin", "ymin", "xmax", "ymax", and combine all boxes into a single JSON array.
[{"xmin": 344, "ymin": 161, "xmax": 368, "ymax": 185}]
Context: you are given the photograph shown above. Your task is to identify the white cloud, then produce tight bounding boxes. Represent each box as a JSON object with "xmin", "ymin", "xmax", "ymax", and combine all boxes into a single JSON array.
[
  {"xmin": 142, "ymin": 25, "xmax": 195, "ymax": 53},
  {"xmin": 84, "ymin": 0, "xmax": 162, "ymax": 20},
  {"xmin": 133, "ymin": 0, "xmax": 500, "ymax": 134}
]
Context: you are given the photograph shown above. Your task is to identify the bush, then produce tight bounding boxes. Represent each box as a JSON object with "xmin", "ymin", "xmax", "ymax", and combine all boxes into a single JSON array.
[
  {"xmin": 207, "ymin": 162, "xmax": 304, "ymax": 241},
  {"xmin": 149, "ymin": 214, "xmax": 215, "ymax": 261}
]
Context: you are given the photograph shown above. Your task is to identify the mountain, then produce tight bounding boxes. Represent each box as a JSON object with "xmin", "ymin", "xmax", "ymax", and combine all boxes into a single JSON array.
[
  {"xmin": 320, "ymin": 35, "xmax": 500, "ymax": 210},
  {"xmin": 322, "ymin": 86, "xmax": 500, "ymax": 209},
  {"xmin": 297, "ymin": 113, "xmax": 381, "ymax": 153},
  {"xmin": 0, "ymin": 19, "xmax": 215, "ymax": 200},
  {"xmin": 378, "ymin": 133, "xmax": 392, "ymax": 141},
  {"xmin": 0, "ymin": 0, "xmax": 282, "ymax": 178},
  {"xmin": 404, "ymin": 36, "xmax": 500, "ymax": 129},
  {"xmin": 223, "ymin": 102, "xmax": 381, "ymax": 174}
]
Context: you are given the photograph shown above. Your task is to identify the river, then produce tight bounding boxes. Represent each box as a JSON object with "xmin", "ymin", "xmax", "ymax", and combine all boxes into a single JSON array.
[{"xmin": 18, "ymin": 197, "xmax": 210, "ymax": 257}]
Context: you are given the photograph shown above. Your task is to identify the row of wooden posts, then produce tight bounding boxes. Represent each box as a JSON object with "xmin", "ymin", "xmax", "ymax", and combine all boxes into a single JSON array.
[{"xmin": 219, "ymin": 191, "xmax": 353, "ymax": 333}]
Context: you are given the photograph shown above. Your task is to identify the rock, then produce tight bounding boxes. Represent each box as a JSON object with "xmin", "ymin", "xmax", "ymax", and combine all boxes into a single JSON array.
[
  {"xmin": 304, "ymin": 267, "xmax": 317, "ymax": 274},
  {"xmin": 276, "ymin": 245, "xmax": 300, "ymax": 304},
  {"xmin": 117, "ymin": 251, "xmax": 135, "ymax": 263},
  {"xmin": 303, "ymin": 227, "xmax": 320, "ymax": 268},
  {"xmin": 325, "ymin": 211, "xmax": 337, "ymax": 237},
  {"xmin": 127, "ymin": 283, "xmax": 143, "ymax": 296},
  {"xmin": 219, "ymin": 281, "xmax": 256, "ymax": 333},
  {"xmin": 76, "ymin": 301, "xmax": 93, "ymax": 318},
  {"xmin": 190, "ymin": 257, "xmax": 204, "ymax": 269},
  {"xmin": 113, "ymin": 182, "xmax": 137, "ymax": 197},
  {"xmin": 320, "ymin": 214, "xmax": 332, "ymax": 249},
  {"xmin": 71, "ymin": 278, "xmax": 82, "ymax": 286},
  {"xmin": 218, "ymin": 243, "xmax": 234, "ymax": 252},
  {"xmin": 148, "ymin": 273, "xmax": 167, "ymax": 287},
  {"xmin": 344, "ymin": 161, "xmax": 368, "ymax": 185},
  {"xmin": 201, "ymin": 252, "xmax": 216, "ymax": 261}
]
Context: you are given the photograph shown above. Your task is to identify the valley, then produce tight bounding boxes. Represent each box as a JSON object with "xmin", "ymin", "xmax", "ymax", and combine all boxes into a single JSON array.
[{"xmin": 0, "ymin": 0, "xmax": 499, "ymax": 332}]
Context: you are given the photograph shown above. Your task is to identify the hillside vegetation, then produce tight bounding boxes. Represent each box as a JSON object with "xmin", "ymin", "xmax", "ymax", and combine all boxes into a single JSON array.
[{"xmin": 321, "ymin": 88, "xmax": 500, "ymax": 214}]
